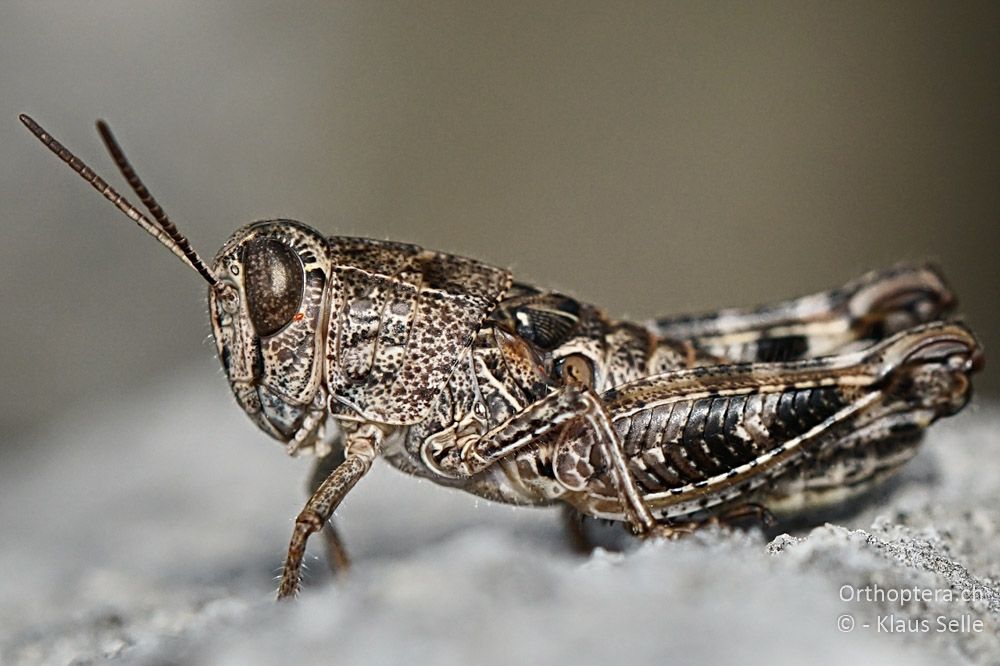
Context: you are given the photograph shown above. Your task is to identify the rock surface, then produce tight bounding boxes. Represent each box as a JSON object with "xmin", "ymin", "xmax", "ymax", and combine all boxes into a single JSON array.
[{"xmin": 1, "ymin": 370, "xmax": 997, "ymax": 665}]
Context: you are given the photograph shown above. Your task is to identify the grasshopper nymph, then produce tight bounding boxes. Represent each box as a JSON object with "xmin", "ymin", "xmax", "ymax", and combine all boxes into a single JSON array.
[{"xmin": 22, "ymin": 115, "xmax": 983, "ymax": 600}]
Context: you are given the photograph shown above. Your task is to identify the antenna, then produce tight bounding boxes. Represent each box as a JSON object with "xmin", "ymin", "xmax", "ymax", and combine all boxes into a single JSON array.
[{"xmin": 19, "ymin": 114, "xmax": 218, "ymax": 287}]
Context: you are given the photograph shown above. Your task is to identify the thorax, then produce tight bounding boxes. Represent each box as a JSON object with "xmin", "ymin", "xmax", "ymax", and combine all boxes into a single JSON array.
[{"xmin": 378, "ymin": 284, "xmax": 699, "ymax": 505}]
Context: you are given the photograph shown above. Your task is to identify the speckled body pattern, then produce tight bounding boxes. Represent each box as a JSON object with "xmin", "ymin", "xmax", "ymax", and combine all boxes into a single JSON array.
[
  {"xmin": 20, "ymin": 116, "xmax": 982, "ymax": 600},
  {"xmin": 382, "ymin": 268, "xmax": 977, "ymax": 523},
  {"xmin": 207, "ymin": 221, "xmax": 979, "ymax": 553}
]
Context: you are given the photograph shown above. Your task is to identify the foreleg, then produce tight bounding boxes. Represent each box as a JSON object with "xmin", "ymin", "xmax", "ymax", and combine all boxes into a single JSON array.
[
  {"xmin": 277, "ymin": 424, "xmax": 382, "ymax": 600},
  {"xmin": 307, "ymin": 446, "xmax": 352, "ymax": 576}
]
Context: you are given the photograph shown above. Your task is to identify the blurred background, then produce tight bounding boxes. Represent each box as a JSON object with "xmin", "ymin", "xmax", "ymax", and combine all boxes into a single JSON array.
[{"xmin": 1, "ymin": 1, "xmax": 997, "ymax": 450}]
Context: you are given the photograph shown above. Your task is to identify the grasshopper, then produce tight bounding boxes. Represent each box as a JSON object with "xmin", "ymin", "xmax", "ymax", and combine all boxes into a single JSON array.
[{"xmin": 22, "ymin": 115, "xmax": 983, "ymax": 600}]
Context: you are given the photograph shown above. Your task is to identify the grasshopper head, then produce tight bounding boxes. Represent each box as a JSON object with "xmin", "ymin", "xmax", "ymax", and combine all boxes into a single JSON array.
[
  {"xmin": 20, "ymin": 116, "xmax": 334, "ymax": 447},
  {"xmin": 210, "ymin": 220, "xmax": 331, "ymax": 442}
]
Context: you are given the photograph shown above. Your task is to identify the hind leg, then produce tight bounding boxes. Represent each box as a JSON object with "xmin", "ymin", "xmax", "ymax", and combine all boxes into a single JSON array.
[
  {"xmin": 632, "ymin": 503, "xmax": 778, "ymax": 542},
  {"xmin": 647, "ymin": 264, "xmax": 955, "ymax": 363}
]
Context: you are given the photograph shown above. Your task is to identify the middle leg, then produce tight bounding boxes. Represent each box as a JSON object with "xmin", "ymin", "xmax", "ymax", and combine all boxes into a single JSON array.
[{"xmin": 430, "ymin": 383, "xmax": 660, "ymax": 534}]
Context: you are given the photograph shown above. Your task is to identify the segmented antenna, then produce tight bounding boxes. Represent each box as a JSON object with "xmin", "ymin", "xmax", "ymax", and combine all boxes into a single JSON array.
[{"xmin": 19, "ymin": 114, "xmax": 218, "ymax": 287}]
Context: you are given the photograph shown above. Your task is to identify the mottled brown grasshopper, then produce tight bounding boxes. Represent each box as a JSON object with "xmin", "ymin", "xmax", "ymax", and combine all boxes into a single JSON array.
[{"xmin": 22, "ymin": 115, "xmax": 983, "ymax": 600}]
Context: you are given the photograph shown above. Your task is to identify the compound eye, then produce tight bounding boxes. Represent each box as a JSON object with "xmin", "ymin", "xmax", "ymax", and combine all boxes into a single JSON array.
[
  {"xmin": 556, "ymin": 354, "xmax": 594, "ymax": 387},
  {"xmin": 242, "ymin": 237, "xmax": 303, "ymax": 337}
]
